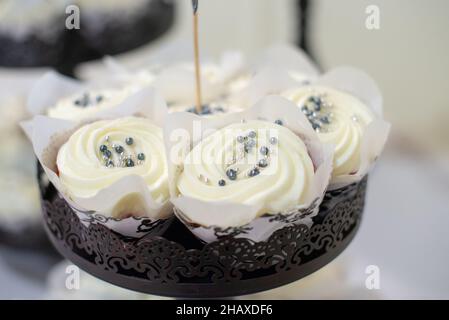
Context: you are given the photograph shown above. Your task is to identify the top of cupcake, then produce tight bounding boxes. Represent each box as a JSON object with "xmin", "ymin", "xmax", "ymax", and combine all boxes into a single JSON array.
[
  {"xmin": 283, "ymin": 85, "xmax": 375, "ymax": 177},
  {"xmin": 176, "ymin": 119, "xmax": 315, "ymax": 216},
  {"xmin": 57, "ymin": 117, "xmax": 169, "ymax": 217},
  {"xmin": 47, "ymin": 86, "xmax": 135, "ymax": 121}
]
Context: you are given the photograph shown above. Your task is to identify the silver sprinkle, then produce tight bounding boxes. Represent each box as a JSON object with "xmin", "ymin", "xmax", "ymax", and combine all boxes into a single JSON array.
[
  {"xmin": 248, "ymin": 130, "xmax": 257, "ymax": 138},
  {"xmin": 247, "ymin": 139, "xmax": 256, "ymax": 148}
]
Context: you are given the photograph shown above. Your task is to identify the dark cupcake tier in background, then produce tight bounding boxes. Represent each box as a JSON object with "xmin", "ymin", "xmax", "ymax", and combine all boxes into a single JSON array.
[
  {"xmin": 0, "ymin": 32, "xmax": 65, "ymax": 68},
  {"xmin": 79, "ymin": 0, "xmax": 175, "ymax": 57},
  {"xmin": 40, "ymin": 158, "xmax": 367, "ymax": 299},
  {"xmin": 0, "ymin": 1, "xmax": 175, "ymax": 75}
]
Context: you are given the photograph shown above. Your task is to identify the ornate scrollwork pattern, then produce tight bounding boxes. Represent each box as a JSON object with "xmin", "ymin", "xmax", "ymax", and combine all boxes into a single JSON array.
[{"xmin": 41, "ymin": 177, "xmax": 367, "ymax": 285}]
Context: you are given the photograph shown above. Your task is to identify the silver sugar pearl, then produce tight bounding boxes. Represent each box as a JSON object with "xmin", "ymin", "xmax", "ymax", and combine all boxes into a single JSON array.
[
  {"xmin": 137, "ymin": 153, "xmax": 145, "ymax": 161},
  {"xmin": 312, "ymin": 122, "xmax": 321, "ymax": 131},
  {"xmin": 248, "ymin": 167, "xmax": 260, "ymax": 177},
  {"xmin": 260, "ymin": 146, "xmax": 269, "ymax": 156},
  {"xmin": 247, "ymin": 139, "xmax": 256, "ymax": 148},
  {"xmin": 106, "ymin": 159, "xmax": 114, "ymax": 168},
  {"xmin": 226, "ymin": 168, "xmax": 238, "ymax": 180},
  {"xmin": 258, "ymin": 158, "xmax": 268, "ymax": 168},
  {"xmin": 125, "ymin": 137, "xmax": 134, "ymax": 145},
  {"xmin": 274, "ymin": 119, "xmax": 283, "ymax": 126},
  {"xmin": 320, "ymin": 116, "xmax": 330, "ymax": 124},
  {"xmin": 248, "ymin": 131, "xmax": 257, "ymax": 138}
]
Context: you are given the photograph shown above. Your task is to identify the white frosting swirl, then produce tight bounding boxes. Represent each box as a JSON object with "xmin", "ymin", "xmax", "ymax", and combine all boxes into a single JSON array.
[
  {"xmin": 177, "ymin": 120, "xmax": 315, "ymax": 216},
  {"xmin": 282, "ymin": 85, "xmax": 375, "ymax": 177},
  {"xmin": 57, "ymin": 117, "xmax": 169, "ymax": 205}
]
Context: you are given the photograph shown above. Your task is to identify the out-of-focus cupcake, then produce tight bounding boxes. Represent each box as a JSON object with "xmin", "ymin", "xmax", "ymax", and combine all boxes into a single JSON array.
[
  {"xmin": 226, "ymin": 44, "xmax": 320, "ymax": 109},
  {"xmin": 77, "ymin": 0, "xmax": 175, "ymax": 56},
  {"xmin": 165, "ymin": 96, "xmax": 333, "ymax": 242},
  {"xmin": 25, "ymin": 111, "xmax": 173, "ymax": 237},
  {"xmin": 47, "ymin": 87, "xmax": 139, "ymax": 121},
  {"xmin": 27, "ymin": 71, "xmax": 155, "ymax": 122},
  {"xmin": 281, "ymin": 67, "xmax": 390, "ymax": 187},
  {"xmin": 0, "ymin": 89, "xmax": 42, "ymax": 247},
  {"xmin": 0, "ymin": 0, "xmax": 68, "ymax": 67},
  {"xmin": 154, "ymin": 52, "xmax": 246, "ymax": 116},
  {"xmin": 283, "ymin": 85, "xmax": 375, "ymax": 178}
]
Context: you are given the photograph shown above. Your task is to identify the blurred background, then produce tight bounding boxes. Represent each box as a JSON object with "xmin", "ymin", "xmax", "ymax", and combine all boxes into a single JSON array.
[{"xmin": 0, "ymin": 0, "xmax": 448, "ymax": 299}]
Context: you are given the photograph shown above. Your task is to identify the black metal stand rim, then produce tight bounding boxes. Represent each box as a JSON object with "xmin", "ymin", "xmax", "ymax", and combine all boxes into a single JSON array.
[{"xmin": 45, "ymin": 218, "xmax": 359, "ymax": 298}]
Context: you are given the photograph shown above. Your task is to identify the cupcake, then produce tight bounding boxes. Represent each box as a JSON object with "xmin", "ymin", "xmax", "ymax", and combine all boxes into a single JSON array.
[
  {"xmin": 165, "ymin": 96, "xmax": 333, "ymax": 242},
  {"xmin": 176, "ymin": 120, "xmax": 314, "ymax": 213},
  {"xmin": 153, "ymin": 51, "xmax": 246, "ymax": 115},
  {"xmin": 27, "ymin": 71, "xmax": 155, "ymax": 122},
  {"xmin": 253, "ymin": 44, "xmax": 319, "ymax": 82},
  {"xmin": 227, "ymin": 45, "xmax": 320, "ymax": 109},
  {"xmin": 56, "ymin": 117, "xmax": 169, "ymax": 219},
  {"xmin": 47, "ymin": 87, "xmax": 138, "ymax": 121},
  {"xmin": 282, "ymin": 85, "xmax": 375, "ymax": 177},
  {"xmin": 0, "ymin": 93, "xmax": 42, "ymax": 247},
  {"xmin": 0, "ymin": 71, "xmax": 53, "ymax": 249},
  {"xmin": 281, "ymin": 67, "xmax": 390, "ymax": 187},
  {"xmin": 23, "ymin": 90, "xmax": 172, "ymax": 237},
  {"xmin": 77, "ymin": 0, "xmax": 175, "ymax": 56},
  {"xmin": 153, "ymin": 63, "xmax": 227, "ymax": 110},
  {"xmin": 0, "ymin": 0, "xmax": 68, "ymax": 67}
]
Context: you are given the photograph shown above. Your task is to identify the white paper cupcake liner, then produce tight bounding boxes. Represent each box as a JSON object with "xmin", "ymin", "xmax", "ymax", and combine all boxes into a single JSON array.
[
  {"xmin": 229, "ymin": 65, "xmax": 391, "ymax": 189},
  {"xmin": 22, "ymin": 88, "xmax": 173, "ymax": 236},
  {"xmin": 164, "ymin": 95, "xmax": 334, "ymax": 243}
]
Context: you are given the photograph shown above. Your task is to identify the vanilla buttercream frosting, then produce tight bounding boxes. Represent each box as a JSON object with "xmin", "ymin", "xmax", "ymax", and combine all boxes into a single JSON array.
[
  {"xmin": 282, "ymin": 85, "xmax": 375, "ymax": 177},
  {"xmin": 47, "ymin": 87, "xmax": 136, "ymax": 121},
  {"xmin": 57, "ymin": 117, "xmax": 169, "ymax": 210},
  {"xmin": 176, "ymin": 120, "xmax": 315, "ymax": 216}
]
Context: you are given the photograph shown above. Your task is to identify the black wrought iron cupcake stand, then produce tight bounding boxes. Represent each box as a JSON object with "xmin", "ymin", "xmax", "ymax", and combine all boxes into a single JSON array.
[{"xmin": 39, "ymin": 162, "xmax": 367, "ymax": 298}]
